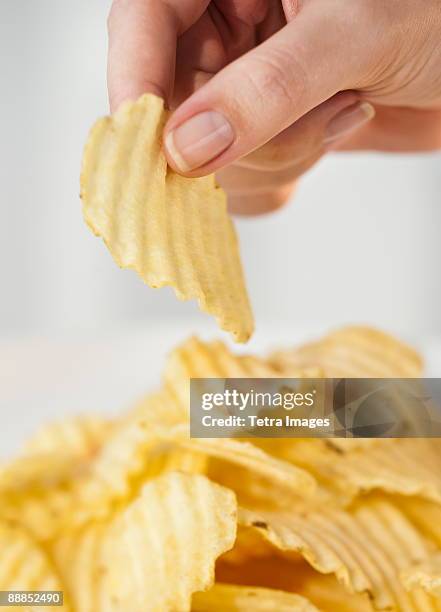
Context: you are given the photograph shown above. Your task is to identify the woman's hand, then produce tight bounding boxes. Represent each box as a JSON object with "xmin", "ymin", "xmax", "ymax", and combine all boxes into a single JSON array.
[{"xmin": 108, "ymin": 0, "xmax": 441, "ymax": 214}]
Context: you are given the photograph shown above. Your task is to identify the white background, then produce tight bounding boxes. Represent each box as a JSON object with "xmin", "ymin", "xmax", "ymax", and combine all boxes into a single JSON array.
[{"xmin": 1, "ymin": 2, "xmax": 440, "ymax": 456}]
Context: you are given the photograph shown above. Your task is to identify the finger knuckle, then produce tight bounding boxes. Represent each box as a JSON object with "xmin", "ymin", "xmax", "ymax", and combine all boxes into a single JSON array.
[{"xmin": 244, "ymin": 47, "xmax": 308, "ymax": 116}]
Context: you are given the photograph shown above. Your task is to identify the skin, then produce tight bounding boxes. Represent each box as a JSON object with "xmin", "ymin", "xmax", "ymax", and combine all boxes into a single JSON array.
[{"xmin": 107, "ymin": 0, "xmax": 441, "ymax": 215}]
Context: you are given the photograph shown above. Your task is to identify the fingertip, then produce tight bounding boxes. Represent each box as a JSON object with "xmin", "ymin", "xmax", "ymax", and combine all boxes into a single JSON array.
[
  {"xmin": 164, "ymin": 130, "xmax": 192, "ymax": 174},
  {"xmin": 163, "ymin": 110, "xmax": 236, "ymax": 175}
]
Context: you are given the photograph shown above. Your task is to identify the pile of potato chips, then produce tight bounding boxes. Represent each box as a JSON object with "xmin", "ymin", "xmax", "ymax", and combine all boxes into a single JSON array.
[{"xmin": 1, "ymin": 326, "xmax": 441, "ymax": 611}]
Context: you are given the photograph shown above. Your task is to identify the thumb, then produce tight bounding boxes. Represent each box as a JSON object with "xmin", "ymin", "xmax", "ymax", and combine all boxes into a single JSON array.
[{"xmin": 164, "ymin": 2, "xmax": 369, "ymax": 176}]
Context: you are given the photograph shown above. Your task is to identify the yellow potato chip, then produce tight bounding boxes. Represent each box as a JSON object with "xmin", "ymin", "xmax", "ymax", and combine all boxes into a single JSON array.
[
  {"xmin": 235, "ymin": 507, "xmax": 374, "ymax": 597},
  {"xmin": 401, "ymin": 553, "xmax": 441, "ymax": 598},
  {"xmin": 55, "ymin": 472, "xmax": 236, "ymax": 612},
  {"xmin": 227, "ymin": 497, "xmax": 438, "ymax": 610},
  {"xmin": 0, "ymin": 470, "xmax": 91, "ymax": 542},
  {"xmin": 126, "ymin": 388, "xmax": 187, "ymax": 428},
  {"xmin": 0, "ymin": 453, "xmax": 81, "ymax": 492},
  {"xmin": 100, "ymin": 464, "xmax": 236, "ymax": 612},
  {"xmin": 353, "ymin": 498, "xmax": 440, "ymax": 610},
  {"xmin": 161, "ymin": 336, "xmax": 322, "ymax": 423},
  {"xmin": 80, "ymin": 94, "xmax": 253, "ymax": 342},
  {"xmin": 192, "ymin": 583, "xmax": 319, "ymax": 611},
  {"xmin": 51, "ymin": 521, "xmax": 109, "ymax": 612},
  {"xmin": 0, "ymin": 417, "xmax": 112, "ymax": 495},
  {"xmin": 334, "ymin": 439, "xmax": 441, "ymax": 503},
  {"xmin": 162, "ymin": 336, "xmax": 276, "ymax": 415},
  {"xmin": 0, "ymin": 520, "xmax": 69, "ymax": 610},
  {"xmin": 52, "ymin": 473, "xmax": 236, "ymax": 612},
  {"xmin": 21, "ymin": 414, "xmax": 114, "ymax": 459},
  {"xmin": 252, "ymin": 438, "xmax": 441, "ymax": 506},
  {"xmin": 270, "ymin": 325, "xmax": 423, "ymax": 377}
]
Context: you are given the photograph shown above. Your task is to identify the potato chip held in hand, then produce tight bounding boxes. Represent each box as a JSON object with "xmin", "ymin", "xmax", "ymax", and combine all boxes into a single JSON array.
[{"xmin": 80, "ymin": 94, "xmax": 254, "ymax": 342}]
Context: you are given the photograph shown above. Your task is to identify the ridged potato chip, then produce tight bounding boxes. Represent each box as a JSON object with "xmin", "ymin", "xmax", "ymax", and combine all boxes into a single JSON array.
[
  {"xmin": 161, "ymin": 335, "xmax": 323, "ymax": 421},
  {"xmin": 270, "ymin": 326, "xmax": 423, "ymax": 377},
  {"xmin": 192, "ymin": 583, "xmax": 319, "ymax": 611},
  {"xmin": 0, "ymin": 417, "xmax": 111, "ymax": 493},
  {"xmin": 21, "ymin": 415, "xmax": 114, "ymax": 458},
  {"xmin": 251, "ymin": 437, "xmax": 441, "ymax": 506},
  {"xmin": 51, "ymin": 522, "xmax": 108, "ymax": 612},
  {"xmin": 109, "ymin": 472, "xmax": 235, "ymax": 611},
  {"xmin": 52, "ymin": 472, "xmax": 236, "ymax": 612},
  {"xmin": 0, "ymin": 476, "xmax": 95, "ymax": 543},
  {"xmin": 352, "ymin": 498, "xmax": 440, "ymax": 610},
  {"xmin": 0, "ymin": 520, "xmax": 69, "ymax": 610},
  {"xmin": 401, "ymin": 553, "xmax": 441, "ymax": 598},
  {"xmin": 227, "ymin": 498, "xmax": 439, "ymax": 610},
  {"xmin": 234, "ymin": 507, "xmax": 375, "ymax": 597},
  {"xmin": 81, "ymin": 94, "xmax": 253, "ymax": 342}
]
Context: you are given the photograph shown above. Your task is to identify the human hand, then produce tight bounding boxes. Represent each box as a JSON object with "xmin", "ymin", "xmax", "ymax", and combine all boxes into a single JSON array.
[{"xmin": 108, "ymin": 0, "xmax": 441, "ymax": 215}]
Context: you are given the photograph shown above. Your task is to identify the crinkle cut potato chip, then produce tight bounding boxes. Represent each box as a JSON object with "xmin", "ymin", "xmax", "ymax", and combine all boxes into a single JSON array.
[
  {"xmin": 50, "ymin": 472, "xmax": 237, "ymax": 612},
  {"xmin": 21, "ymin": 415, "xmax": 114, "ymax": 459},
  {"xmin": 0, "ymin": 520, "xmax": 69, "ymax": 610},
  {"xmin": 270, "ymin": 325, "xmax": 423, "ymax": 377},
  {"xmin": 252, "ymin": 437, "xmax": 441, "ymax": 506},
  {"xmin": 101, "ymin": 473, "xmax": 237, "ymax": 612},
  {"xmin": 192, "ymin": 583, "xmax": 319, "ymax": 611},
  {"xmin": 80, "ymin": 93, "xmax": 253, "ymax": 342},
  {"xmin": 226, "ymin": 498, "xmax": 440, "ymax": 610},
  {"xmin": 161, "ymin": 335, "xmax": 323, "ymax": 415},
  {"xmin": 0, "ymin": 417, "xmax": 112, "ymax": 494}
]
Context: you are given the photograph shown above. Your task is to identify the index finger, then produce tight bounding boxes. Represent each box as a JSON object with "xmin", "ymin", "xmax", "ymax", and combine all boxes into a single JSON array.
[{"xmin": 107, "ymin": 0, "xmax": 208, "ymax": 112}]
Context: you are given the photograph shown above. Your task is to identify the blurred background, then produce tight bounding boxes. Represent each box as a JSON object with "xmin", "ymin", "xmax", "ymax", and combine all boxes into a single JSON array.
[{"xmin": 1, "ymin": 2, "xmax": 440, "ymax": 455}]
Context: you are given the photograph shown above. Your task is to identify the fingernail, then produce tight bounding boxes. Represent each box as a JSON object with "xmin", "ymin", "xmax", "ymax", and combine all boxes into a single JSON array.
[
  {"xmin": 324, "ymin": 102, "xmax": 375, "ymax": 145},
  {"xmin": 165, "ymin": 111, "xmax": 235, "ymax": 172}
]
